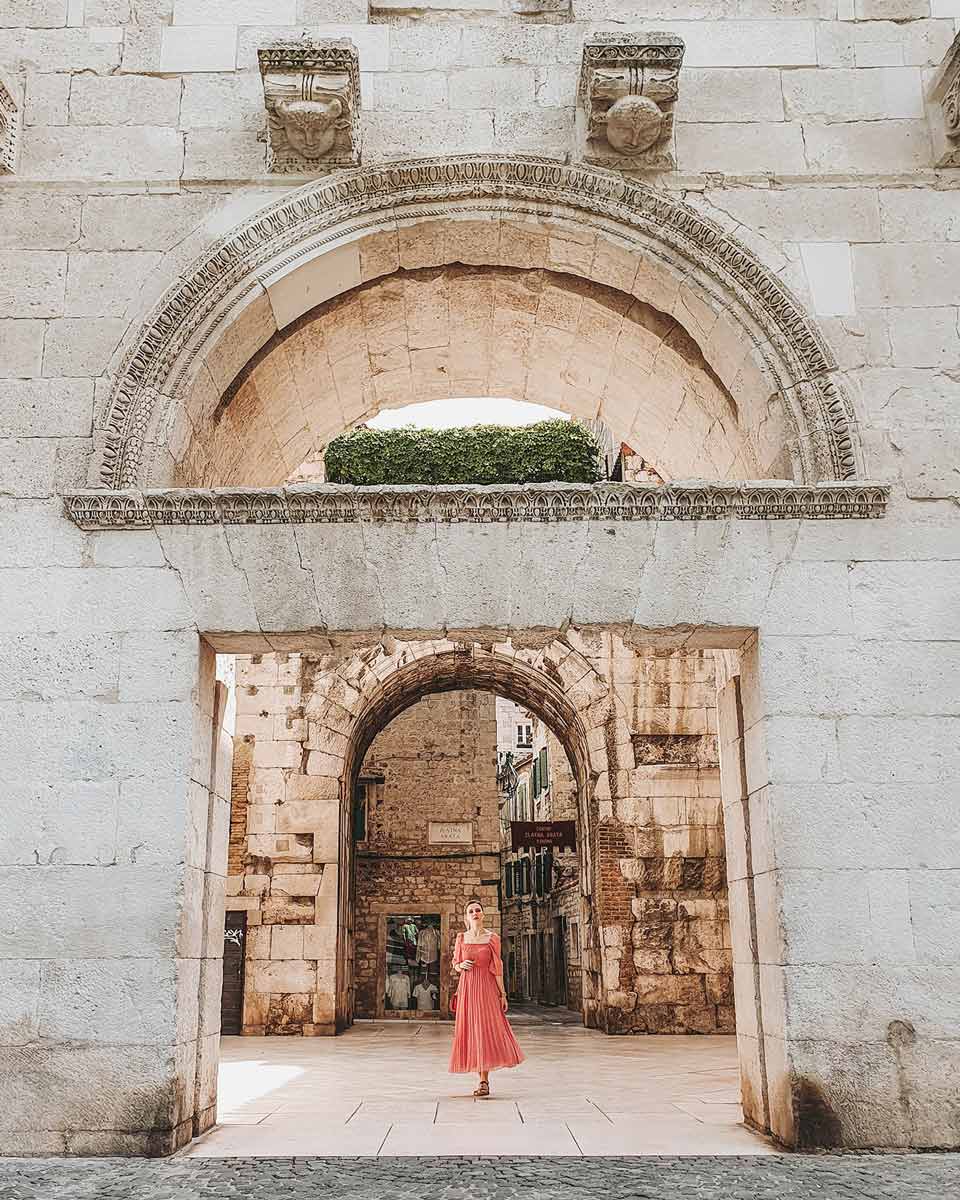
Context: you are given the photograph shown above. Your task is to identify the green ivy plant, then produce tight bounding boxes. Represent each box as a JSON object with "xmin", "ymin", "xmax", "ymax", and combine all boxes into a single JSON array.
[{"xmin": 323, "ymin": 421, "xmax": 603, "ymax": 486}]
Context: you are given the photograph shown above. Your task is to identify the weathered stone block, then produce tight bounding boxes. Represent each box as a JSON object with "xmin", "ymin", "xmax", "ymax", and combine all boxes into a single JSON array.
[
  {"xmin": 42, "ymin": 318, "xmax": 126, "ymax": 377},
  {"xmin": 0, "ymin": 251, "xmax": 65, "ymax": 318},
  {"xmin": 21, "ymin": 127, "xmax": 184, "ymax": 180},
  {"xmin": 69, "ymin": 75, "xmax": 182, "ymax": 127}
]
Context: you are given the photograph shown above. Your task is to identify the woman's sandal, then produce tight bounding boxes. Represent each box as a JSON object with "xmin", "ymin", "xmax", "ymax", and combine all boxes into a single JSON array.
[{"xmin": 473, "ymin": 1081, "xmax": 490, "ymax": 1098}]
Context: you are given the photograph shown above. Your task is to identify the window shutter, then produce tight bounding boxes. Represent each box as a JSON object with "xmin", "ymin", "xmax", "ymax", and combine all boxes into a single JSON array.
[
  {"xmin": 532, "ymin": 759, "xmax": 539, "ymax": 796},
  {"xmin": 540, "ymin": 747, "xmax": 548, "ymax": 791},
  {"xmin": 506, "ymin": 862, "xmax": 514, "ymax": 898}
]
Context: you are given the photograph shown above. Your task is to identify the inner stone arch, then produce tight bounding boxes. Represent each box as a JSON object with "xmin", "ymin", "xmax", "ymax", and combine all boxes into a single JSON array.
[
  {"xmin": 327, "ymin": 642, "xmax": 616, "ymax": 1031},
  {"xmin": 96, "ymin": 156, "xmax": 863, "ymax": 489},
  {"xmin": 182, "ymin": 264, "xmax": 767, "ymax": 488}
]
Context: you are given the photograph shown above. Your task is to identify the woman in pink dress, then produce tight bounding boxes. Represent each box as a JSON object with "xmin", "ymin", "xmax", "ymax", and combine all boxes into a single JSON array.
[{"xmin": 448, "ymin": 898, "xmax": 525, "ymax": 1096}]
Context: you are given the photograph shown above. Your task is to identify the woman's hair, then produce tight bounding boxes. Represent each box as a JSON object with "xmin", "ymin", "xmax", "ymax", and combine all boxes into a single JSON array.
[{"xmin": 462, "ymin": 897, "xmax": 484, "ymax": 929}]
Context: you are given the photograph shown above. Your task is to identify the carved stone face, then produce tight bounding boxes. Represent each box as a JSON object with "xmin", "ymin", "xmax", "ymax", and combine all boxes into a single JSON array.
[
  {"xmin": 604, "ymin": 95, "xmax": 663, "ymax": 155},
  {"xmin": 275, "ymin": 97, "xmax": 343, "ymax": 160}
]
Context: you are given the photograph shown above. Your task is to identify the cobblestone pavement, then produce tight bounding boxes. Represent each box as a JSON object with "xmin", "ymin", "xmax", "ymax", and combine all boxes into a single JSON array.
[{"xmin": 1, "ymin": 1154, "xmax": 958, "ymax": 1200}]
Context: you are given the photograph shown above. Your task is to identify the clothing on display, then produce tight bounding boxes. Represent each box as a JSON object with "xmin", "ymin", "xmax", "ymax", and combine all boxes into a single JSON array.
[
  {"xmin": 383, "ymin": 913, "xmax": 442, "ymax": 1015},
  {"xmin": 386, "ymin": 971, "xmax": 412, "ymax": 1010},
  {"xmin": 416, "ymin": 924, "xmax": 440, "ymax": 965},
  {"xmin": 413, "ymin": 981, "xmax": 439, "ymax": 1011}
]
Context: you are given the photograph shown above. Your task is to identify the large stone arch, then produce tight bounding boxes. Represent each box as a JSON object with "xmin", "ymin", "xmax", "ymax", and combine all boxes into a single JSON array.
[
  {"xmin": 293, "ymin": 637, "xmax": 637, "ymax": 1032},
  {"xmin": 95, "ymin": 155, "xmax": 863, "ymax": 489}
]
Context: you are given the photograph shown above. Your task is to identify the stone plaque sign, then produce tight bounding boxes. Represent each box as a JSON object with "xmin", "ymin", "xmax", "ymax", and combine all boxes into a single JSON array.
[{"xmin": 428, "ymin": 820, "xmax": 473, "ymax": 845}]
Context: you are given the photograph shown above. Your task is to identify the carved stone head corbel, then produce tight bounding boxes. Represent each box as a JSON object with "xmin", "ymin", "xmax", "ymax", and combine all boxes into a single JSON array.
[
  {"xmin": 577, "ymin": 33, "xmax": 684, "ymax": 171},
  {"xmin": 929, "ymin": 31, "xmax": 960, "ymax": 168},
  {"xmin": 0, "ymin": 72, "xmax": 21, "ymax": 176},
  {"xmin": 258, "ymin": 39, "xmax": 361, "ymax": 174}
]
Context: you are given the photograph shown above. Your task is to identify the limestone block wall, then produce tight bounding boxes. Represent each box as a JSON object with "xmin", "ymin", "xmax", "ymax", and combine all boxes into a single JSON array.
[
  {"xmin": 353, "ymin": 689, "xmax": 501, "ymax": 1019},
  {"xmin": 594, "ymin": 649, "xmax": 733, "ymax": 1035},
  {"xmin": 225, "ymin": 652, "xmax": 339, "ymax": 1036}
]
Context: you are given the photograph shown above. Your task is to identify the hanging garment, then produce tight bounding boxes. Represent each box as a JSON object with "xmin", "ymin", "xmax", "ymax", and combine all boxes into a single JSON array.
[
  {"xmin": 448, "ymin": 932, "xmax": 525, "ymax": 1074},
  {"xmin": 399, "ymin": 920, "xmax": 419, "ymax": 962},
  {"xmin": 386, "ymin": 971, "xmax": 412, "ymax": 1009},
  {"xmin": 412, "ymin": 981, "xmax": 439, "ymax": 1011},
  {"xmin": 416, "ymin": 924, "xmax": 440, "ymax": 965}
]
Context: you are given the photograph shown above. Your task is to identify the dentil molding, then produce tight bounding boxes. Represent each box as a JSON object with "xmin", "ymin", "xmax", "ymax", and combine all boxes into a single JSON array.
[{"xmin": 64, "ymin": 482, "xmax": 889, "ymax": 531}]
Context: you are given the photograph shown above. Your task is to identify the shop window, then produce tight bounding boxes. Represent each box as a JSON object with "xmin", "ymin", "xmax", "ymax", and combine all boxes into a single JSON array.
[{"xmin": 384, "ymin": 914, "xmax": 441, "ymax": 1016}]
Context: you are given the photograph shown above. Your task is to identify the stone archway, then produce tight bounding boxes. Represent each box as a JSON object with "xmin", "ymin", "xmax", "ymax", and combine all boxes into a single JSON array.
[
  {"xmin": 287, "ymin": 638, "xmax": 629, "ymax": 1035},
  {"xmin": 95, "ymin": 155, "xmax": 864, "ymax": 490}
]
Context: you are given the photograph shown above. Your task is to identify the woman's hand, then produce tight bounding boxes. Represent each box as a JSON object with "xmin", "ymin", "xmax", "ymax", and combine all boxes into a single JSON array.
[
  {"xmin": 459, "ymin": 959, "xmax": 474, "ymax": 971},
  {"xmin": 500, "ymin": 994, "xmax": 508, "ymax": 1012}
]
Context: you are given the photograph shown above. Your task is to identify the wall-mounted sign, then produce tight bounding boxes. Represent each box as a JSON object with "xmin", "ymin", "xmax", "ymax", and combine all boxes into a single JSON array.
[
  {"xmin": 511, "ymin": 821, "xmax": 577, "ymax": 851},
  {"xmin": 428, "ymin": 820, "xmax": 473, "ymax": 845}
]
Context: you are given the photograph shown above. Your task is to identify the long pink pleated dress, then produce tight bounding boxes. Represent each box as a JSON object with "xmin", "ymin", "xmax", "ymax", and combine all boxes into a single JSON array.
[{"xmin": 448, "ymin": 931, "xmax": 525, "ymax": 1074}]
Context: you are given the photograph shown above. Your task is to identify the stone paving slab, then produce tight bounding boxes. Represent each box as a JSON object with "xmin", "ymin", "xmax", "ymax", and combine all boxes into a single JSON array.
[{"xmin": 0, "ymin": 1155, "xmax": 958, "ymax": 1200}]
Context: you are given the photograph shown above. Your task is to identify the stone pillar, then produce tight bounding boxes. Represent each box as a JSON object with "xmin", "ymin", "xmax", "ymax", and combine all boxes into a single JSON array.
[
  {"xmin": 717, "ymin": 642, "xmax": 777, "ymax": 1140},
  {"xmin": 732, "ymin": 632, "xmax": 960, "ymax": 1150},
  {"xmin": 228, "ymin": 654, "xmax": 340, "ymax": 1037},
  {"xmin": 0, "ymin": 628, "xmax": 217, "ymax": 1156}
]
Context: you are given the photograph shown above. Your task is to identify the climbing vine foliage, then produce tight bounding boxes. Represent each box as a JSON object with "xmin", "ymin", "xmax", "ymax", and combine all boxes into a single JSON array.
[{"xmin": 323, "ymin": 421, "xmax": 603, "ymax": 486}]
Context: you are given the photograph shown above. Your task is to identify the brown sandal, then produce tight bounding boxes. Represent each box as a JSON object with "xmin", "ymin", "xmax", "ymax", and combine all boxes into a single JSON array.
[{"xmin": 473, "ymin": 1081, "xmax": 490, "ymax": 1098}]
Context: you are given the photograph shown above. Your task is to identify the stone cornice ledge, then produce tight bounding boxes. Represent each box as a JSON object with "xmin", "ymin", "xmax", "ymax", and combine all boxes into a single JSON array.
[{"xmin": 63, "ymin": 482, "xmax": 889, "ymax": 530}]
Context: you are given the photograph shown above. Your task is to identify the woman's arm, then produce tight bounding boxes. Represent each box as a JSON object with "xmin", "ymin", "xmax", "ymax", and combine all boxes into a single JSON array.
[{"xmin": 490, "ymin": 933, "xmax": 508, "ymax": 1008}]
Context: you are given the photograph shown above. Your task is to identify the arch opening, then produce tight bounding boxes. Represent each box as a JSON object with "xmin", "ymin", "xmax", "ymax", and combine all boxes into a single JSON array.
[
  {"xmin": 335, "ymin": 647, "xmax": 599, "ymax": 1031},
  {"xmin": 178, "ymin": 264, "xmax": 765, "ymax": 488}
]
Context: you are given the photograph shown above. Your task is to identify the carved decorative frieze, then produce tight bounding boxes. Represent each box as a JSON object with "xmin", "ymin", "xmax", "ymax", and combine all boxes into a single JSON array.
[
  {"xmin": 97, "ymin": 155, "xmax": 862, "ymax": 490},
  {"xmin": 64, "ymin": 483, "xmax": 889, "ymax": 531},
  {"xmin": 577, "ymin": 33, "xmax": 684, "ymax": 170},
  {"xmin": 929, "ymin": 32, "xmax": 960, "ymax": 168},
  {"xmin": 258, "ymin": 40, "xmax": 361, "ymax": 173},
  {"xmin": 0, "ymin": 72, "xmax": 20, "ymax": 176}
]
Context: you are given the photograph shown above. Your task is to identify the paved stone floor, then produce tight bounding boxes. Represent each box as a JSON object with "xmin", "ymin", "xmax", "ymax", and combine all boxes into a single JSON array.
[
  {"xmin": 4, "ymin": 1022, "xmax": 957, "ymax": 1198},
  {"xmin": 185, "ymin": 1020, "xmax": 773, "ymax": 1157},
  {"xmin": 2, "ymin": 1154, "xmax": 959, "ymax": 1199}
]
